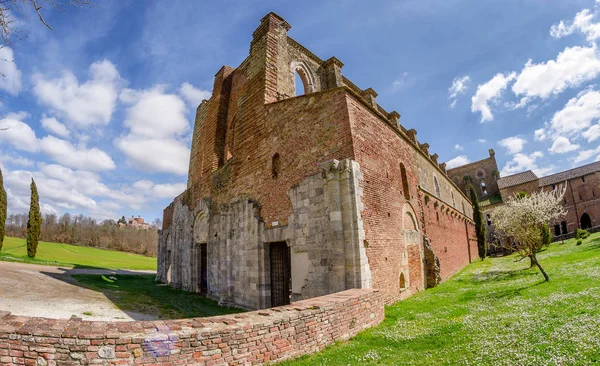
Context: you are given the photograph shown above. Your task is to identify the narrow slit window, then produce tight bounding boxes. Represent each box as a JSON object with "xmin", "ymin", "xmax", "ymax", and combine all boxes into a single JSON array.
[
  {"xmin": 400, "ymin": 163, "xmax": 410, "ymax": 200},
  {"xmin": 271, "ymin": 153, "xmax": 281, "ymax": 179}
]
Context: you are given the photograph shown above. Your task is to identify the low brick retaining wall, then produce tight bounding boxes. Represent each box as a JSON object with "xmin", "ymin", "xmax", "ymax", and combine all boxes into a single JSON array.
[{"xmin": 0, "ymin": 289, "xmax": 383, "ymax": 365}]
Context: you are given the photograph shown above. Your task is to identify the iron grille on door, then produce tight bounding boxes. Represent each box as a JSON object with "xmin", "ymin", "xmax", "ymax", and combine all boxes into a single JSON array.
[
  {"xmin": 270, "ymin": 242, "xmax": 291, "ymax": 307},
  {"xmin": 200, "ymin": 243, "xmax": 208, "ymax": 295}
]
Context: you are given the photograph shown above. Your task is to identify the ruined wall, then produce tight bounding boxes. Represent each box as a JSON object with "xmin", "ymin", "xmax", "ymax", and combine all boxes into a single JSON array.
[
  {"xmin": 447, "ymin": 149, "xmax": 500, "ymax": 198},
  {"xmin": 159, "ymin": 158, "xmax": 371, "ymax": 310},
  {"xmin": 0, "ymin": 289, "xmax": 384, "ymax": 366},
  {"xmin": 344, "ymin": 91, "xmax": 474, "ymax": 303}
]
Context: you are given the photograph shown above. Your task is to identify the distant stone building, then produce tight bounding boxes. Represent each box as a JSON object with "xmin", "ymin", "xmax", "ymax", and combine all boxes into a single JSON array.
[
  {"xmin": 127, "ymin": 216, "xmax": 150, "ymax": 230},
  {"xmin": 158, "ymin": 13, "xmax": 477, "ymax": 310},
  {"xmin": 450, "ymin": 152, "xmax": 600, "ymax": 241}
]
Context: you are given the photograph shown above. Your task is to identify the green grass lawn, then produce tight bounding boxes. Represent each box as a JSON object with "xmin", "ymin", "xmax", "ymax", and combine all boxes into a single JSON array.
[
  {"xmin": 284, "ymin": 233, "xmax": 600, "ymax": 366},
  {"xmin": 72, "ymin": 274, "xmax": 243, "ymax": 319},
  {"xmin": 0, "ymin": 237, "xmax": 156, "ymax": 270}
]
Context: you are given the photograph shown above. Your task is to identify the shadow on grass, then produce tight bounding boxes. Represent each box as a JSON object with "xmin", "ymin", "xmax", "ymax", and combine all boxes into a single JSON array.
[
  {"xmin": 39, "ymin": 266, "xmax": 243, "ymax": 321},
  {"xmin": 466, "ymin": 267, "xmax": 539, "ymax": 284}
]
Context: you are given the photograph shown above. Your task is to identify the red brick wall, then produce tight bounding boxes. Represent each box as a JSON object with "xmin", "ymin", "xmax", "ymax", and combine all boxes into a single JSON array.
[
  {"xmin": 421, "ymin": 193, "xmax": 477, "ymax": 279},
  {"xmin": 0, "ymin": 289, "xmax": 383, "ymax": 366},
  {"xmin": 345, "ymin": 93, "xmax": 474, "ymax": 301}
]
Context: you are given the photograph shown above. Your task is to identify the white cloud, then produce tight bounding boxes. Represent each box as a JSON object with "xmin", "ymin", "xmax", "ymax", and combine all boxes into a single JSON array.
[
  {"xmin": 0, "ymin": 153, "xmax": 33, "ymax": 168},
  {"xmin": 390, "ymin": 72, "xmax": 408, "ymax": 92},
  {"xmin": 448, "ymin": 76, "xmax": 470, "ymax": 107},
  {"xmin": 179, "ymin": 82, "xmax": 211, "ymax": 107},
  {"xmin": 512, "ymin": 45, "xmax": 600, "ymax": 99},
  {"xmin": 120, "ymin": 87, "xmax": 189, "ymax": 138},
  {"xmin": 116, "ymin": 86, "xmax": 190, "ymax": 175},
  {"xmin": 549, "ymin": 89, "xmax": 600, "ymax": 136},
  {"xmin": 32, "ymin": 60, "xmax": 121, "ymax": 127},
  {"xmin": 582, "ymin": 123, "xmax": 600, "ymax": 142},
  {"xmin": 133, "ymin": 179, "xmax": 186, "ymax": 199},
  {"xmin": 0, "ymin": 47, "xmax": 22, "ymax": 95},
  {"xmin": 39, "ymin": 136, "xmax": 116, "ymax": 171},
  {"xmin": 478, "ymin": 138, "xmax": 487, "ymax": 144},
  {"xmin": 548, "ymin": 136, "xmax": 580, "ymax": 154},
  {"xmin": 550, "ymin": 8, "xmax": 600, "ymax": 42},
  {"xmin": 572, "ymin": 145, "xmax": 600, "ymax": 164},
  {"xmin": 498, "ymin": 136, "xmax": 527, "ymax": 154},
  {"xmin": 471, "ymin": 72, "xmax": 516, "ymax": 122},
  {"xmin": 534, "ymin": 128, "xmax": 548, "ymax": 141},
  {"xmin": 445, "ymin": 155, "xmax": 470, "ymax": 169},
  {"xmin": 41, "ymin": 116, "xmax": 70, "ymax": 138},
  {"xmin": 0, "ymin": 112, "xmax": 38, "ymax": 152},
  {"xmin": 115, "ymin": 136, "xmax": 190, "ymax": 175},
  {"xmin": 501, "ymin": 151, "xmax": 553, "ymax": 177},
  {"xmin": 454, "ymin": 144, "xmax": 464, "ymax": 151}
]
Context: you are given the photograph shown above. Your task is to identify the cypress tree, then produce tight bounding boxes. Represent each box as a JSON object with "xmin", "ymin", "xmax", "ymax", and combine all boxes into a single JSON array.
[
  {"xmin": 0, "ymin": 168, "xmax": 6, "ymax": 252},
  {"xmin": 468, "ymin": 183, "xmax": 487, "ymax": 260},
  {"xmin": 26, "ymin": 178, "xmax": 42, "ymax": 258}
]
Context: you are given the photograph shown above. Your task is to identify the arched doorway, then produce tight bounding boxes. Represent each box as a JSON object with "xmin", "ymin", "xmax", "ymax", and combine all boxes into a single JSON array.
[
  {"xmin": 403, "ymin": 204, "xmax": 424, "ymax": 292},
  {"xmin": 580, "ymin": 213, "xmax": 592, "ymax": 230},
  {"xmin": 193, "ymin": 212, "xmax": 209, "ymax": 294}
]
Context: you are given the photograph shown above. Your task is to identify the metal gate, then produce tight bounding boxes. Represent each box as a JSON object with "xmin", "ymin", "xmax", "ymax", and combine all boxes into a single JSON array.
[
  {"xmin": 270, "ymin": 241, "xmax": 291, "ymax": 307},
  {"xmin": 200, "ymin": 243, "xmax": 208, "ymax": 295}
]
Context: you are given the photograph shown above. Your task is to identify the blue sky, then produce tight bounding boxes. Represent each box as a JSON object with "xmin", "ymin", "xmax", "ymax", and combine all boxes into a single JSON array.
[{"xmin": 1, "ymin": 0, "xmax": 599, "ymax": 222}]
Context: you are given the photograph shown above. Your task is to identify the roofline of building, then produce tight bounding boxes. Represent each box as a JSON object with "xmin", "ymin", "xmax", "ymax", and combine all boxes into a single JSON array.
[{"xmin": 538, "ymin": 160, "xmax": 600, "ymax": 186}]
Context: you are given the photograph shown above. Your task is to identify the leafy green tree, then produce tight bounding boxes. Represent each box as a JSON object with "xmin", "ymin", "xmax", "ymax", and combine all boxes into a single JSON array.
[
  {"xmin": 0, "ymin": 168, "xmax": 6, "ymax": 251},
  {"xmin": 26, "ymin": 178, "xmax": 42, "ymax": 258},
  {"xmin": 540, "ymin": 223, "xmax": 552, "ymax": 248},
  {"xmin": 468, "ymin": 183, "xmax": 487, "ymax": 260}
]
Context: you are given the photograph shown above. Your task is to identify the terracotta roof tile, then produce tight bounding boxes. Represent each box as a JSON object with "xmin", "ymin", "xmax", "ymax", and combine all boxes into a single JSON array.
[
  {"xmin": 497, "ymin": 170, "xmax": 538, "ymax": 189},
  {"xmin": 538, "ymin": 161, "xmax": 600, "ymax": 187}
]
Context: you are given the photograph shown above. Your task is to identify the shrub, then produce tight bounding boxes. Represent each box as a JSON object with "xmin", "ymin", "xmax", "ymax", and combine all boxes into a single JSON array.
[
  {"xmin": 576, "ymin": 239, "xmax": 583, "ymax": 246},
  {"xmin": 540, "ymin": 224, "xmax": 552, "ymax": 247},
  {"xmin": 575, "ymin": 229, "xmax": 590, "ymax": 240}
]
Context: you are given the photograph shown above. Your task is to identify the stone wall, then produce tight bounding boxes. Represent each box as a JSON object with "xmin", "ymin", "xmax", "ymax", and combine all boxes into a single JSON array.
[
  {"xmin": 158, "ymin": 159, "xmax": 371, "ymax": 310},
  {"xmin": 0, "ymin": 289, "xmax": 383, "ymax": 366},
  {"xmin": 447, "ymin": 149, "xmax": 500, "ymax": 199}
]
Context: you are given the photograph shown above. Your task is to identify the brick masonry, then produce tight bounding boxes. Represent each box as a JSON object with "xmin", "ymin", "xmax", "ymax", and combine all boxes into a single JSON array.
[
  {"xmin": 158, "ymin": 12, "xmax": 476, "ymax": 309},
  {"xmin": 0, "ymin": 289, "xmax": 383, "ymax": 366}
]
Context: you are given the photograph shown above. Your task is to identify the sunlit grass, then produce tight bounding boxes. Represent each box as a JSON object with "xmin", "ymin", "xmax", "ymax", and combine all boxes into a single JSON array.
[
  {"xmin": 284, "ymin": 232, "xmax": 600, "ymax": 365},
  {"xmin": 0, "ymin": 237, "xmax": 156, "ymax": 270},
  {"xmin": 72, "ymin": 274, "xmax": 243, "ymax": 319}
]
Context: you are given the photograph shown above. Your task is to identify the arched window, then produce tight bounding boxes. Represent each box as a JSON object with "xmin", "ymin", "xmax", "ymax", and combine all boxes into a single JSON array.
[
  {"xmin": 271, "ymin": 153, "xmax": 281, "ymax": 179},
  {"xmin": 291, "ymin": 61, "xmax": 315, "ymax": 96},
  {"xmin": 399, "ymin": 272, "xmax": 406, "ymax": 290},
  {"xmin": 554, "ymin": 224, "xmax": 561, "ymax": 236},
  {"xmin": 486, "ymin": 214, "xmax": 492, "ymax": 226},
  {"xmin": 480, "ymin": 181, "xmax": 488, "ymax": 195},
  {"xmin": 400, "ymin": 163, "xmax": 410, "ymax": 200},
  {"xmin": 451, "ymin": 191, "xmax": 456, "ymax": 208},
  {"xmin": 462, "ymin": 201, "xmax": 466, "ymax": 215},
  {"xmin": 294, "ymin": 71, "xmax": 305, "ymax": 96},
  {"xmin": 561, "ymin": 221, "xmax": 568, "ymax": 234},
  {"xmin": 580, "ymin": 213, "xmax": 592, "ymax": 229},
  {"xmin": 433, "ymin": 175, "xmax": 441, "ymax": 197}
]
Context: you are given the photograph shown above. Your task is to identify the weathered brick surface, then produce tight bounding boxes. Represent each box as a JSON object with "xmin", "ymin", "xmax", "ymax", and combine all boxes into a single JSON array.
[
  {"xmin": 0, "ymin": 289, "xmax": 383, "ymax": 366},
  {"xmin": 158, "ymin": 12, "xmax": 476, "ymax": 309}
]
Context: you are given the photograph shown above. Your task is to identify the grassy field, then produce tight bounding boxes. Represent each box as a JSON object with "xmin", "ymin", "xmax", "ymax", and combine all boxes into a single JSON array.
[
  {"xmin": 284, "ymin": 233, "xmax": 600, "ymax": 366},
  {"xmin": 0, "ymin": 237, "xmax": 156, "ymax": 270},
  {"xmin": 72, "ymin": 274, "xmax": 243, "ymax": 319}
]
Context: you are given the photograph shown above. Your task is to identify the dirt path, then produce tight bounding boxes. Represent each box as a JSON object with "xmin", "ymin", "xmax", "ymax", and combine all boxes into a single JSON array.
[{"xmin": 0, "ymin": 261, "xmax": 157, "ymax": 321}]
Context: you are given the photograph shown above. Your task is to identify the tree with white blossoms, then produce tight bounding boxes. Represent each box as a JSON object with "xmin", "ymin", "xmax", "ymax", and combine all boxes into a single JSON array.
[{"xmin": 491, "ymin": 184, "xmax": 567, "ymax": 281}]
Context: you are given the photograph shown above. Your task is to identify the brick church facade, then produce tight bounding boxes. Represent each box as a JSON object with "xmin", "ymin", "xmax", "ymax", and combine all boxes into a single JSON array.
[{"xmin": 157, "ymin": 13, "xmax": 477, "ymax": 310}]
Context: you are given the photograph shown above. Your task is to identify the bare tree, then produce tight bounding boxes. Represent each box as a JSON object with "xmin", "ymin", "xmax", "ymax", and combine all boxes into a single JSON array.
[
  {"xmin": 491, "ymin": 185, "xmax": 567, "ymax": 281},
  {"xmin": 1, "ymin": 0, "xmax": 93, "ymax": 47}
]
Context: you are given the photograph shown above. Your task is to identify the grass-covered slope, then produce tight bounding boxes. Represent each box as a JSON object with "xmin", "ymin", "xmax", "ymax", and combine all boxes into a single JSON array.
[
  {"xmin": 72, "ymin": 274, "xmax": 243, "ymax": 319},
  {"xmin": 285, "ymin": 233, "xmax": 600, "ymax": 365},
  {"xmin": 0, "ymin": 237, "xmax": 156, "ymax": 270}
]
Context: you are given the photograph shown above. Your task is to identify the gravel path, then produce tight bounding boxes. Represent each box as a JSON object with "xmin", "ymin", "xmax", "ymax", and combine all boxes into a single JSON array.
[{"xmin": 0, "ymin": 261, "xmax": 157, "ymax": 321}]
